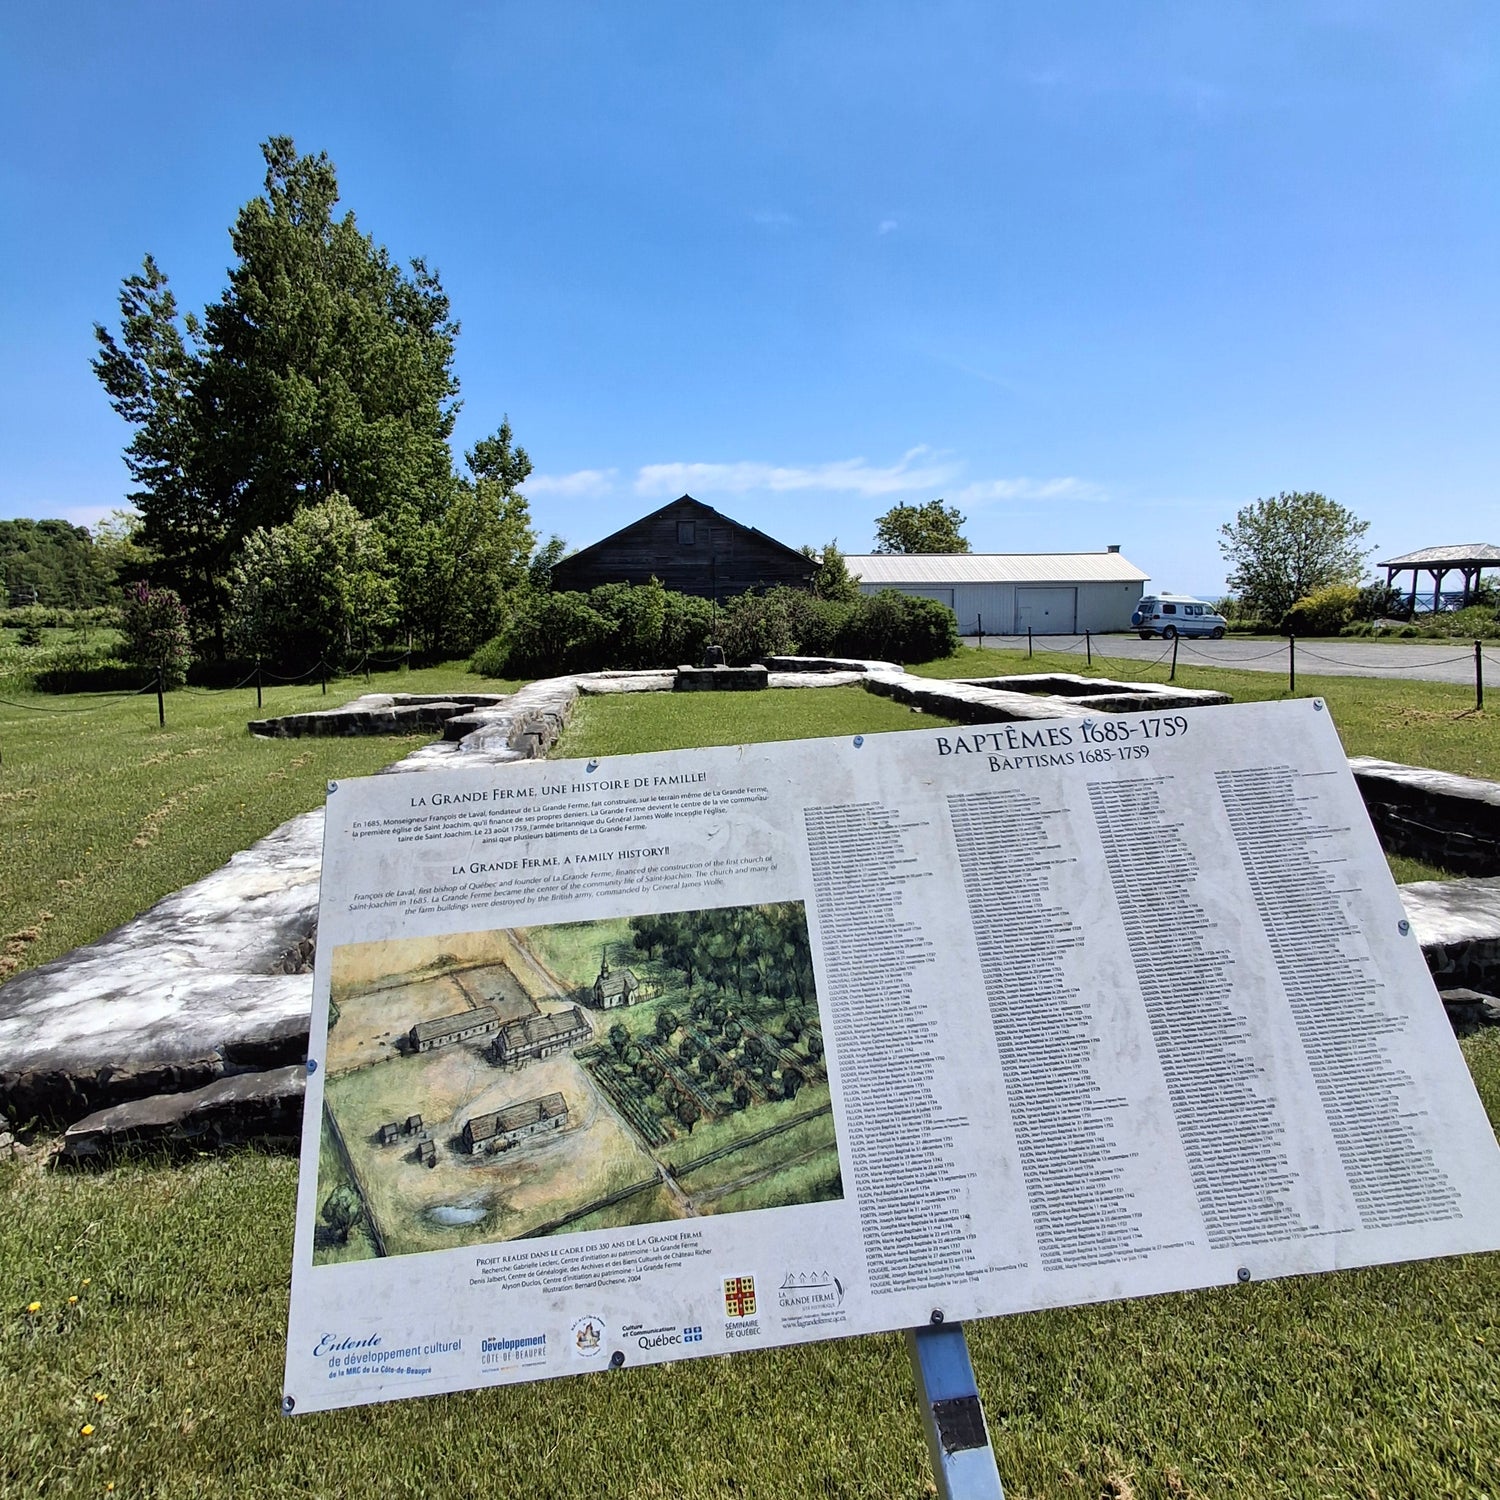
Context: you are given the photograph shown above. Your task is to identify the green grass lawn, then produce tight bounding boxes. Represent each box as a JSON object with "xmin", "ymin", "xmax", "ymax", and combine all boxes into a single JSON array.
[
  {"xmin": 552, "ymin": 682, "xmax": 956, "ymax": 758},
  {"xmin": 0, "ymin": 664, "xmax": 514, "ymax": 978},
  {"xmin": 4, "ymin": 661, "xmax": 1500, "ymax": 1496}
]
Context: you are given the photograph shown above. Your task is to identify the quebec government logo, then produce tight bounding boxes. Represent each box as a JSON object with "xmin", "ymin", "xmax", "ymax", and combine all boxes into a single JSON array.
[
  {"xmin": 722, "ymin": 1276, "xmax": 761, "ymax": 1341},
  {"xmin": 777, "ymin": 1269, "xmax": 849, "ymax": 1330},
  {"xmin": 570, "ymin": 1316, "xmax": 606, "ymax": 1359},
  {"xmin": 621, "ymin": 1321, "xmax": 696, "ymax": 1352}
]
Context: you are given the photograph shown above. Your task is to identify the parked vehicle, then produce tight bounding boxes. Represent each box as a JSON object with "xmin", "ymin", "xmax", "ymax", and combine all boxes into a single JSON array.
[{"xmin": 1131, "ymin": 594, "xmax": 1227, "ymax": 640}]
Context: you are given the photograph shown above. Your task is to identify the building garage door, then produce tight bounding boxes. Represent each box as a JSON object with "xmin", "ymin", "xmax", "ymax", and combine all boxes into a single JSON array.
[{"xmin": 1015, "ymin": 587, "xmax": 1077, "ymax": 634}]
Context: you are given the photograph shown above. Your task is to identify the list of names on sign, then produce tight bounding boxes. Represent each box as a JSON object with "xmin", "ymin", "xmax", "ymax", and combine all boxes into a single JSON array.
[{"xmin": 285, "ymin": 698, "xmax": 1500, "ymax": 1415}]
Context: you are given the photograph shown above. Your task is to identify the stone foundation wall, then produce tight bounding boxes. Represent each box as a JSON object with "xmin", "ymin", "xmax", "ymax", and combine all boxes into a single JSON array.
[{"xmin": 1349, "ymin": 758, "xmax": 1500, "ymax": 876}]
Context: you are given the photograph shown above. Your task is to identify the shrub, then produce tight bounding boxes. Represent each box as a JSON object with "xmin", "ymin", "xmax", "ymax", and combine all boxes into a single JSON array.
[
  {"xmin": 836, "ymin": 590, "xmax": 959, "ymax": 662},
  {"xmin": 718, "ymin": 588, "xmax": 954, "ymax": 665},
  {"xmin": 486, "ymin": 591, "xmax": 613, "ymax": 676},
  {"xmin": 15, "ymin": 608, "xmax": 44, "ymax": 647},
  {"xmin": 120, "ymin": 582, "xmax": 193, "ymax": 687},
  {"xmin": 659, "ymin": 589, "xmax": 716, "ymax": 664},
  {"xmin": 1408, "ymin": 604, "xmax": 1500, "ymax": 641},
  {"xmin": 470, "ymin": 581, "xmax": 958, "ymax": 676},
  {"xmin": 719, "ymin": 590, "xmax": 799, "ymax": 662},
  {"xmin": 1355, "ymin": 579, "xmax": 1406, "ymax": 621},
  {"xmin": 226, "ymin": 496, "xmax": 397, "ymax": 671},
  {"xmin": 1282, "ymin": 583, "xmax": 1361, "ymax": 637}
]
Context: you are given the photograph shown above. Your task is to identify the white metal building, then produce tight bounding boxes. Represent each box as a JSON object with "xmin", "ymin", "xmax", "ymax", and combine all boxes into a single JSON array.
[{"xmin": 844, "ymin": 549, "xmax": 1150, "ymax": 635}]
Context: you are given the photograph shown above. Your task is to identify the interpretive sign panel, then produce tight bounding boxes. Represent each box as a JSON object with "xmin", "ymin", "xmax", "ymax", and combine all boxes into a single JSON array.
[{"xmin": 283, "ymin": 699, "xmax": 1500, "ymax": 1413}]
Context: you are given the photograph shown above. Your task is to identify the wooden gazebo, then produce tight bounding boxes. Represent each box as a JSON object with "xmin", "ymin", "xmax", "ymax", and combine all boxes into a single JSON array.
[{"xmin": 1380, "ymin": 543, "xmax": 1500, "ymax": 614}]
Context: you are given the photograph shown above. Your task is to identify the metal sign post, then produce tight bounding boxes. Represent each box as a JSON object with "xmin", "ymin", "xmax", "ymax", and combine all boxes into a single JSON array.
[{"xmin": 906, "ymin": 1316, "xmax": 1005, "ymax": 1499}]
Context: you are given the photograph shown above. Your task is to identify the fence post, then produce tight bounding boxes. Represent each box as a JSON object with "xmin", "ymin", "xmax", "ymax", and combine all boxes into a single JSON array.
[
  {"xmin": 1169, "ymin": 633, "xmax": 1178, "ymax": 681},
  {"xmin": 1027, "ymin": 627, "xmax": 1033, "ymax": 659},
  {"xmin": 1085, "ymin": 629, "xmax": 1092, "ymax": 667},
  {"xmin": 1477, "ymin": 640, "xmax": 1485, "ymax": 712},
  {"xmin": 977, "ymin": 613, "xmax": 983, "ymax": 650},
  {"xmin": 256, "ymin": 659, "xmax": 263, "ymax": 710},
  {"xmin": 321, "ymin": 658, "xmax": 328, "ymax": 695},
  {"xmin": 157, "ymin": 663, "xmax": 165, "ymax": 728},
  {"xmin": 1289, "ymin": 635, "xmax": 1296, "ymax": 694}
]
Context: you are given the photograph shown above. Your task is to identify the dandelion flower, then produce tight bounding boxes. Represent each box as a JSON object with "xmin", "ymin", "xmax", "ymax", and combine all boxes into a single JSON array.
[
  {"xmin": 80, "ymin": 1424, "xmax": 95, "ymax": 1437},
  {"xmin": 94, "ymin": 1393, "xmax": 107, "ymax": 1404},
  {"xmin": 81, "ymin": 1279, "xmax": 91, "ymax": 1287},
  {"xmin": 26, "ymin": 1301, "xmax": 41, "ymax": 1313},
  {"xmin": 68, "ymin": 1295, "xmax": 79, "ymax": 1306}
]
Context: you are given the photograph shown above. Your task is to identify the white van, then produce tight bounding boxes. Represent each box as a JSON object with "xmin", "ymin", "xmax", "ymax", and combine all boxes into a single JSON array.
[{"xmin": 1131, "ymin": 594, "xmax": 1227, "ymax": 640}]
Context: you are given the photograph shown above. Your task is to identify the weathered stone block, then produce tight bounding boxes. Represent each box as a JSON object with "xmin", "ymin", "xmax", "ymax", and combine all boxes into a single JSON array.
[
  {"xmin": 60, "ymin": 1064, "xmax": 305, "ymax": 1161},
  {"xmin": 1350, "ymin": 757, "xmax": 1500, "ymax": 876},
  {"xmin": 674, "ymin": 665, "xmax": 769, "ymax": 691},
  {"xmin": 1439, "ymin": 987, "xmax": 1500, "ymax": 1036},
  {"xmin": 1401, "ymin": 876, "xmax": 1500, "ymax": 991}
]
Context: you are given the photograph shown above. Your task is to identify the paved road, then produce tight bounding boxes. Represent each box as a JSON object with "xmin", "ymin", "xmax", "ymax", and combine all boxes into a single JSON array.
[{"xmin": 962, "ymin": 634, "xmax": 1492, "ymax": 687}]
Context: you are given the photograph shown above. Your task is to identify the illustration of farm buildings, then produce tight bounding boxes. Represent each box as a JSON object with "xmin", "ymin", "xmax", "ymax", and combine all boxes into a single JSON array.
[
  {"xmin": 590, "ymin": 949, "xmax": 641, "ymax": 1009},
  {"xmin": 462, "ymin": 1092, "xmax": 569, "ymax": 1154},
  {"xmin": 489, "ymin": 1006, "xmax": 591, "ymax": 1065},
  {"xmin": 407, "ymin": 1004, "xmax": 502, "ymax": 1053}
]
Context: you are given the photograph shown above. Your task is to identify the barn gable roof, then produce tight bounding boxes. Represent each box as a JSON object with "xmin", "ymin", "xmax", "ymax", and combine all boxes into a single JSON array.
[{"xmin": 558, "ymin": 495, "xmax": 811, "ymax": 573}]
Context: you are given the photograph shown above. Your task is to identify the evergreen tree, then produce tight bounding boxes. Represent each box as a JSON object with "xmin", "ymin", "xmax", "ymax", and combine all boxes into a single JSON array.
[
  {"xmin": 93, "ymin": 136, "xmax": 535, "ymax": 657},
  {"xmin": 198, "ymin": 137, "xmax": 459, "ymax": 537},
  {"xmin": 92, "ymin": 258, "xmax": 230, "ymax": 639}
]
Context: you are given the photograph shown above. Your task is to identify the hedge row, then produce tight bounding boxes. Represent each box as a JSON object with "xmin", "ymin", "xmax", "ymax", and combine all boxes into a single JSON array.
[{"xmin": 470, "ymin": 582, "xmax": 958, "ymax": 677}]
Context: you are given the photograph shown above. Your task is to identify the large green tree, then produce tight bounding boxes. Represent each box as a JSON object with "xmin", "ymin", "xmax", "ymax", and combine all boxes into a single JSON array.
[
  {"xmin": 94, "ymin": 136, "xmax": 532, "ymax": 657},
  {"xmin": 872, "ymin": 500, "xmax": 970, "ymax": 554},
  {"xmin": 197, "ymin": 137, "xmax": 459, "ymax": 536},
  {"xmin": 1218, "ymin": 492, "xmax": 1372, "ymax": 622},
  {"xmin": 393, "ymin": 420, "xmax": 536, "ymax": 655},
  {"xmin": 0, "ymin": 519, "xmax": 118, "ymax": 607},
  {"xmin": 92, "ymin": 257, "xmax": 229, "ymax": 635}
]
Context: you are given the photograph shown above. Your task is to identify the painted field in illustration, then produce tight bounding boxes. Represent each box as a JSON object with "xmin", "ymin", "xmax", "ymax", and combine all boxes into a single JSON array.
[{"xmin": 313, "ymin": 902, "xmax": 840, "ymax": 1262}]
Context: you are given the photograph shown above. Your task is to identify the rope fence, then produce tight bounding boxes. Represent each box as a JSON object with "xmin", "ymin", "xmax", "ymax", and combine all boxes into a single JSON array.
[
  {"xmin": 0, "ymin": 677, "xmax": 160, "ymax": 713},
  {"xmin": 1, "ymin": 644, "xmax": 421, "ymax": 735},
  {"xmin": 962, "ymin": 630, "xmax": 1494, "ymax": 709}
]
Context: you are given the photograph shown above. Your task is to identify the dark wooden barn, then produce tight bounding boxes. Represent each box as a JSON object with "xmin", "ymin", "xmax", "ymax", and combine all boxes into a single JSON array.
[{"xmin": 548, "ymin": 496, "xmax": 815, "ymax": 599}]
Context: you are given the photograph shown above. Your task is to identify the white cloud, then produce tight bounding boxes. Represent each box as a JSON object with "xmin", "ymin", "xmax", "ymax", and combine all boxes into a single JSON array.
[
  {"xmin": 526, "ymin": 454, "xmax": 1104, "ymax": 515},
  {"xmin": 751, "ymin": 209, "xmax": 796, "ymax": 228},
  {"xmin": 877, "ymin": 219, "xmax": 898, "ymax": 235},
  {"xmin": 525, "ymin": 468, "xmax": 618, "ymax": 499},
  {"xmin": 635, "ymin": 447, "xmax": 961, "ymax": 500},
  {"xmin": 952, "ymin": 476, "xmax": 1106, "ymax": 507}
]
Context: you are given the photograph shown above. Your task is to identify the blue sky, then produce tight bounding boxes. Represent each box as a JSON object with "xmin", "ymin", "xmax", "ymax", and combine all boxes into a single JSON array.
[{"xmin": 2, "ymin": 1, "xmax": 1495, "ymax": 595}]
